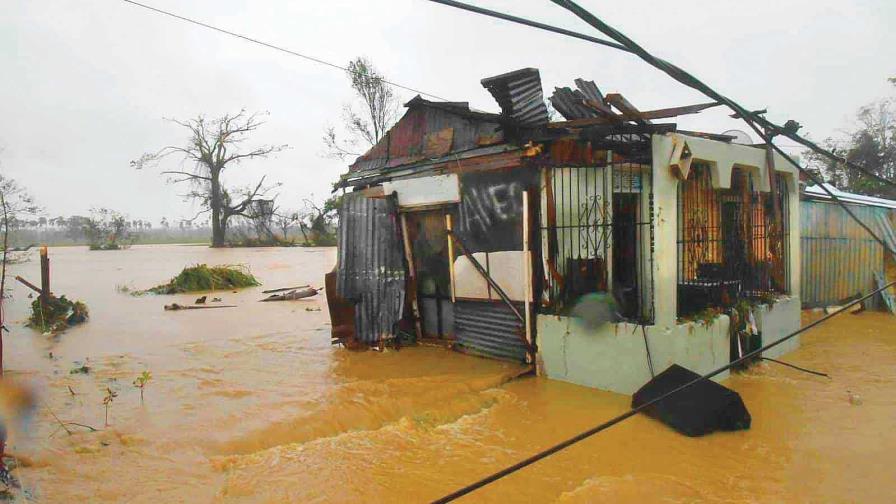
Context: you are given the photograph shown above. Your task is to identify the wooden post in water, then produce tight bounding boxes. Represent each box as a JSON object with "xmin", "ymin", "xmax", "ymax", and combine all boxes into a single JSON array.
[{"xmin": 39, "ymin": 245, "xmax": 50, "ymax": 308}]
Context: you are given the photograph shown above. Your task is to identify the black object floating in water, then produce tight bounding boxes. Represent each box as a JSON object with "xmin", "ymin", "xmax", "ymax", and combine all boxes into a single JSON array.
[{"xmin": 631, "ymin": 364, "xmax": 751, "ymax": 437}]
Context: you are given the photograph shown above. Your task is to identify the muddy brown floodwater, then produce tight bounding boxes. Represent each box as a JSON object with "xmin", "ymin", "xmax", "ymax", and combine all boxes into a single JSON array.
[{"xmin": 0, "ymin": 244, "xmax": 894, "ymax": 502}]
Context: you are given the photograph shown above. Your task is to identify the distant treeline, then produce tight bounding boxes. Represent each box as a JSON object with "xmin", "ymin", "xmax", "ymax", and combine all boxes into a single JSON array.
[{"xmin": 7, "ymin": 210, "xmax": 330, "ymax": 248}]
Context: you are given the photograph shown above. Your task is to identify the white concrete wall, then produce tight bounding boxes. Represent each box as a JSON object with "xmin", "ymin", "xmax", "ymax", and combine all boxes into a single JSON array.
[
  {"xmin": 536, "ymin": 134, "xmax": 802, "ymax": 395},
  {"xmin": 538, "ymin": 315, "xmax": 731, "ymax": 395},
  {"xmin": 755, "ymin": 295, "xmax": 802, "ymax": 359}
]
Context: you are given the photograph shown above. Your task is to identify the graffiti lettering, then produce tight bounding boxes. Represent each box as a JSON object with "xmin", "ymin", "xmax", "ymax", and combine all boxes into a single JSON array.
[{"xmin": 460, "ymin": 181, "xmax": 522, "ymax": 235}]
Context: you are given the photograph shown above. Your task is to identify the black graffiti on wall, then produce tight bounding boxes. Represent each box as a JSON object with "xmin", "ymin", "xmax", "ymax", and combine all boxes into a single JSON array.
[{"xmin": 456, "ymin": 170, "xmax": 535, "ymax": 253}]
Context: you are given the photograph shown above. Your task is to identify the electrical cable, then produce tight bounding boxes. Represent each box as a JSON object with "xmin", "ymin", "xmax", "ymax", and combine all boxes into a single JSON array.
[
  {"xmin": 431, "ymin": 279, "xmax": 895, "ymax": 503},
  {"xmin": 120, "ymin": 0, "xmax": 451, "ymax": 101},
  {"xmin": 423, "ymin": 0, "xmax": 896, "ymax": 189},
  {"xmin": 546, "ymin": 0, "xmax": 896, "ymax": 258}
]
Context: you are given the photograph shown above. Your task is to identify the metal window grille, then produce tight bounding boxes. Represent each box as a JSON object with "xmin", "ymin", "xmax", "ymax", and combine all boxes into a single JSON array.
[
  {"xmin": 676, "ymin": 163, "xmax": 789, "ymax": 318},
  {"xmin": 539, "ymin": 161, "xmax": 655, "ymax": 322}
]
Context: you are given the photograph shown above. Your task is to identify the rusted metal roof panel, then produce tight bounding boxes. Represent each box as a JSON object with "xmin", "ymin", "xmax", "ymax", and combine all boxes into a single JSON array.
[
  {"xmin": 454, "ymin": 300, "xmax": 527, "ymax": 363},
  {"xmin": 481, "ymin": 67, "xmax": 549, "ymax": 128},
  {"xmin": 550, "ymin": 86, "xmax": 599, "ymax": 121},
  {"xmin": 336, "ymin": 193, "xmax": 407, "ymax": 343},
  {"xmin": 349, "ymin": 97, "xmax": 503, "ymax": 174}
]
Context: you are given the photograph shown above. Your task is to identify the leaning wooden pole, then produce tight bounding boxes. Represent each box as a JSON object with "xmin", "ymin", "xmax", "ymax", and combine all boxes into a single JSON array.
[
  {"xmin": 521, "ymin": 191, "xmax": 533, "ymax": 365},
  {"xmin": 399, "ymin": 213, "xmax": 424, "ymax": 340}
]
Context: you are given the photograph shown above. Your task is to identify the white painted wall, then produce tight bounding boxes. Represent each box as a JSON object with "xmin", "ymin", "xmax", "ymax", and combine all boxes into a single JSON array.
[{"xmin": 537, "ymin": 134, "xmax": 803, "ymax": 394}]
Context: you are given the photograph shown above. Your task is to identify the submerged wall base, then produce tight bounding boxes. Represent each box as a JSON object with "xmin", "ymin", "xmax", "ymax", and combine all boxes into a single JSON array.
[{"xmin": 537, "ymin": 296, "xmax": 801, "ymax": 395}]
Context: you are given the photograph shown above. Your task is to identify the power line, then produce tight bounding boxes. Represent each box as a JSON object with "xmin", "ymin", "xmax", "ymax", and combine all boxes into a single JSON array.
[
  {"xmin": 548, "ymin": 0, "xmax": 895, "ymax": 257},
  {"xmin": 424, "ymin": 0, "xmax": 894, "ymax": 257},
  {"xmin": 432, "ymin": 279, "xmax": 895, "ymax": 503},
  {"xmin": 119, "ymin": 0, "xmax": 450, "ymax": 101},
  {"xmin": 424, "ymin": 0, "xmax": 896, "ymax": 190}
]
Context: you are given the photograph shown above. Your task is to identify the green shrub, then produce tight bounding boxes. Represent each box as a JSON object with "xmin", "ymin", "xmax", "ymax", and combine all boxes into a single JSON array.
[
  {"xmin": 27, "ymin": 295, "xmax": 89, "ymax": 333},
  {"xmin": 144, "ymin": 264, "xmax": 260, "ymax": 294}
]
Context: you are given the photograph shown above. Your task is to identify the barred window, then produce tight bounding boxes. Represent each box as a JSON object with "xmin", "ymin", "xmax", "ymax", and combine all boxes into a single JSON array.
[
  {"xmin": 539, "ymin": 161, "xmax": 655, "ymax": 323},
  {"xmin": 677, "ymin": 163, "xmax": 789, "ymax": 318}
]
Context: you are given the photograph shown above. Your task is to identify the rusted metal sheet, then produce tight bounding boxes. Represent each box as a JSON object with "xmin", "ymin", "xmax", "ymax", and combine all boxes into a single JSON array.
[
  {"xmin": 481, "ymin": 68, "xmax": 549, "ymax": 128},
  {"xmin": 550, "ymin": 86, "xmax": 599, "ymax": 120},
  {"xmin": 349, "ymin": 97, "xmax": 502, "ymax": 174},
  {"xmin": 453, "ymin": 300, "xmax": 528, "ymax": 363},
  {"xmin": 800, "ymin": 201, "xmax": 889, "ymax": 309},
  {"xmin": 336, "ymin": 193, "xmax": 407, "ymax": 344}
]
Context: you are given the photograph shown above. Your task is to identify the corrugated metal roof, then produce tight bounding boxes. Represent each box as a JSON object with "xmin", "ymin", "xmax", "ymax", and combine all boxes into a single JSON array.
[
  {"xmin": 550, "ymin": 86, "xmax": 599, "ymax": 120},
  {"xmin": 348, "ymin": 97, "xmax": 503, "ymax": 174},
  {"xmin": 804, "ymin": 184, "xmax": 896, "ymax": 209},
  {"xmin": 481, "ymin": 68, "xmax": 549, "ymax": 128}
]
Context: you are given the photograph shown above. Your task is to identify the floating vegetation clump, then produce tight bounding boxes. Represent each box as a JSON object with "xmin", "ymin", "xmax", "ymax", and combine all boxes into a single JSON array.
[
  {"xmin": 27, "ymin": 296, "xmax": 89, "ymax": 333},
  {"xmin": 144, "ymin": 264, "xmax": 260, "ymax": 294}
]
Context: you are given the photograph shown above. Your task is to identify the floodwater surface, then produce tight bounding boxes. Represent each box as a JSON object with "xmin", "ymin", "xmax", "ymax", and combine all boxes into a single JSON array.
[{"xmin": 1, "ymin": 245, "xmax": 894, "ymax": 502}]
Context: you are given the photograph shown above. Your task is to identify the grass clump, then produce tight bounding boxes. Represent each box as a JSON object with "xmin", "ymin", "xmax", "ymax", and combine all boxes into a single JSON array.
[
  {"xmin": 27, "ymin": 296, "xmax": 89, "ymax": 333},
  {"xmin": 144, "ymin": 264, "xmax": 260, "ymax": 294}
]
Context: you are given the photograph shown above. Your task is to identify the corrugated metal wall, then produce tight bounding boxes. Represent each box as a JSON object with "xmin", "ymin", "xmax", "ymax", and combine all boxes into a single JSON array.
[
  {"xmin": 336, "ymin": 193, "xmax": 407, "ymax": 343},
  {"xmin": 800, "ymin": 201, "xmax": 890, "ymax": 308},
  {"xmin": 454, "ymin": 300, "xmax": 528, "ymax": 363}
]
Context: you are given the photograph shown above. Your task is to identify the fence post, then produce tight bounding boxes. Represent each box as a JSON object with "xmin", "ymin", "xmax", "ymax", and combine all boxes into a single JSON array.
[{"xmin": 40, "ymin": 246, "xmax": 50, "ymax": 308}]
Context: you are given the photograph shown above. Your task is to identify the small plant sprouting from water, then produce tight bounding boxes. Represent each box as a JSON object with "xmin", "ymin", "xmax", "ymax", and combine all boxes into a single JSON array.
[
  {"xmin": 133, "ymin": 371, "xmax": 152, "ymax": 403},
  {"xmin": 102, "ymin": 387, "xmax": 118, "ymax": 427}
]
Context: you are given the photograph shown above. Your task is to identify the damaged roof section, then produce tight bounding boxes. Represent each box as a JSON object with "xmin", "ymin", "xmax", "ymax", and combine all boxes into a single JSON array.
[
  {"xmin": 348, "ymin": 96, "xmax": 503, "ymax": 174},
  {"xmin": 480, "ymin": 68, "xmax": 550, "ymax": 128},
  {"xmin": 343, "ymin": 67, "xmax": 728, "ymax": 186}
]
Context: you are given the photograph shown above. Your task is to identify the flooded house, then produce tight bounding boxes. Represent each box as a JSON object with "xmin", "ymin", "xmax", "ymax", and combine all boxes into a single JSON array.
[{"xmin": 327, "ymin": 68, "xmax": 801, "ymax": 394}]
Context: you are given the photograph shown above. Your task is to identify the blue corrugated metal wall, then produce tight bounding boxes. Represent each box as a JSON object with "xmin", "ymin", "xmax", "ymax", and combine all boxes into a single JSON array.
[
  {"xmin": 800, "ymin": 201, "xmax": 892, "ymax": 308},
  {"xmin": 454, "ymin": 300, "xmax": 528, "ymax": 363}
]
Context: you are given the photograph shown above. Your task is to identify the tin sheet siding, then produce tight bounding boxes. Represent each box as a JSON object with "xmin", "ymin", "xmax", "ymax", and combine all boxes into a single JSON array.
[
  {"xmin": 800, "ymin": 201, "xmax": 887, "ymax": 308},
  {"xmin": 337, "ymin": 193, "xmax": 407, "ymax": 343},
  {"xmin": 454, "ymin": 300, "xmax": 527, "ymax": 363}
]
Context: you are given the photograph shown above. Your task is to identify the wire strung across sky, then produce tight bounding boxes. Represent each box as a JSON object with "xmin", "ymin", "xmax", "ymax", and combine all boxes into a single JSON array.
[
  {"xmin": 117, "ymin": 1, "xmax": 895, "ymax": 497},
  {"xmin": 426, "ymin": 0, "xmax": 896, "ymax": 191},
  {"xmin": 424, "ymin": 0, "xmax": 896, "ymax": 501},
  {"xmin": 118, "ymin": 0, "xmax": 451, "ymax": 101}
]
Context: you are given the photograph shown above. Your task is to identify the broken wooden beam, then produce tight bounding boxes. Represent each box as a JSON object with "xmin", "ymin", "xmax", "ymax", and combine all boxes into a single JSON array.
[
  {"xmin": 549, "ymin": 102, "xmax": 721, "ymax": 128},
  {"xmin": 605, "ymin": 93, "xmax": 651, "ymax": 125},
  {"xmin": 15, "ymin": 275, "xmax": 43, "ymax": 295}
]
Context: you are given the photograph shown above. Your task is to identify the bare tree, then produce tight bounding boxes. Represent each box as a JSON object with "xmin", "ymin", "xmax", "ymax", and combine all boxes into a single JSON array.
[
  {"xmin": 296, "ymin": 195, "xmax": 342, "ymax": 246},
  {"xmin": 132, "ymin": 110, "xmax": 286, "ymax": 247},
  {"xmin": 323, "ymin": 57, "xmax": 400, "ymax": 160},
  {"xmin": 0, "ymin": 172, "xmax": 38, "ymax": 376}
]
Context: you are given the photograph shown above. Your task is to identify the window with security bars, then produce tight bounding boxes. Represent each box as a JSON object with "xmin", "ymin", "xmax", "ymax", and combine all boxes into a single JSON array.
[
  {"xmin": 539, "ymin": 162, "xmax": 655, "ymax": 323},
  {"xmin": 677, "ymin": 163, "xmax": 789, "ymax": 318}
]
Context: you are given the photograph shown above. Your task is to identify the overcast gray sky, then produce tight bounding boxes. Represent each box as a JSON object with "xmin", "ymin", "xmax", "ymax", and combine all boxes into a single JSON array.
[{"xmin": 2, "ymin": 0, "xmax": 894, "ymax": 224}]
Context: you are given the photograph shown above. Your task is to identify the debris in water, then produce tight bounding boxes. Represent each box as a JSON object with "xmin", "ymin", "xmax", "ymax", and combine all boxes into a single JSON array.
[
  {"xmin": 260, "ymin": 287, "xmax": 318, "ymax": 302},
  {"xmin": 69, "ymin": 364, "xmax": 90, "ymax": 375},
  {"xmin": 143, "ymin": 264, "xmax": 260, "ymax": 294},
  {"xmin": 262, "ymin": 285, "xmax": 310, "ymax": 294},
  {"xmin": 164, "ymin": 303, "xmax": 237, "ymax": 311},
  {"xmin": 632, "ymin": 364, "xmax": 751, "ymax": 437},
  {"xmin": 848, "ymin": 391, "xmax": 863, "ymax": 406},
  {"xmin": 195, "ymin": 295, "xmax": 207, "ymax": 304},
  {"xmin": 26, "ymin": 295, "xmax": 89, "ymax": 334}
]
